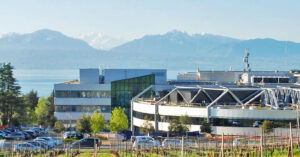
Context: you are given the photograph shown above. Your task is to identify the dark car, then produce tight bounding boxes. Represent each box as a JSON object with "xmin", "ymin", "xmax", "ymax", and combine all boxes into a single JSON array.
[
  {"xmin": 24, "ymin": 130, "xmax": 37, "ymax": 138},
  {"xmin": 76, "ymin": 133, "xmax": 84, "ymax": 139},
  {"xmin": 118, "ymin": 130, "xmax": 133, "ymax": 140},
  {"xmin": 22, "ymin": 132, "xmax": 32, "ymax": 140},
  {"xmin": 70, "ymin": 138, "xmax": 101, "ymax": 149}
]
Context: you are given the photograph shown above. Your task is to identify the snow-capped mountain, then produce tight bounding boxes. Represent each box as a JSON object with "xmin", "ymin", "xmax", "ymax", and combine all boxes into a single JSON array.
[{"xmin": 77, "ymin": 32, "xmax": 126, "ymax": 50}]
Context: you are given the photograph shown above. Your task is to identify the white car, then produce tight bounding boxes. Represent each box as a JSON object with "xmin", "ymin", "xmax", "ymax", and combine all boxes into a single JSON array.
[
  {"xmin": 162, "ymin": 139, "xmax": 192, "ymax": 147},
  {"xmin": 132, "ymin": 136, "xmax": 159, "ymax": 148},
  {"xmin": 35, "ymin": 137, "xmax": 56, "ymax": 148}
]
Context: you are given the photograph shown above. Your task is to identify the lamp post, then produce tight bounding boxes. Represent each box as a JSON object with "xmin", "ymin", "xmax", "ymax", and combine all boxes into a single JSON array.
[
  {"xmin": 68, "ymin": 112, "xmax": 72, "ymax": 131},
  {"xmin": 27, "ymin": 111, "xmax": 30, "ymax": 129}
]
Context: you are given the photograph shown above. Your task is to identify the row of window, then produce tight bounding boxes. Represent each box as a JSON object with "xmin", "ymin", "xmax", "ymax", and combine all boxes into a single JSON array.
[
  {"xmin": 55, "ymin": 90, "xmax": 111, "ymax": 98},
  {"xmin": 133, "ymin": 111, "xmax": 205, "ymax": 124},
  {"xmin": 55, "ymin": 105, "xmax": 111, "ymax": 113},
  {"xmin": 253, "ymin": 77, "xmax": 290, "ymax": 83}
]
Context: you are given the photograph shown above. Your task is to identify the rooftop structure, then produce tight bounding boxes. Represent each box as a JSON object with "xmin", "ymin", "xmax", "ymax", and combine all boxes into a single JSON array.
[{"xmin": 131, "ymin": 85, "xmax": 300, "ymax": 134}]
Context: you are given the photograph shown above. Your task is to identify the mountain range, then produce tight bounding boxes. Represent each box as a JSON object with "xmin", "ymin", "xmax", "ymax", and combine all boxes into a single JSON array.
[{"xmin": 0, "ymin": 29, "xmax": 299, "ymax": 71}]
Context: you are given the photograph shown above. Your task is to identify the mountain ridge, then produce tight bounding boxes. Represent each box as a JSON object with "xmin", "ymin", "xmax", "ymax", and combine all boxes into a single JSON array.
[{"xmin": 0, "ymin": 29, "xmax": 299, "ymax": 70}]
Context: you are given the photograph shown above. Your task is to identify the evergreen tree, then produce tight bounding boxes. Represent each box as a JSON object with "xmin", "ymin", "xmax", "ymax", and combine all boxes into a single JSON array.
[
  {"xmin": 47, "ymin": 92, "xmax": 56, "ymax": 127},
  {"xmin": 76, "ymin": 113, "xmax": 92, "ymax": 134},
  {"xmin": 200, "ymin": 122, "xmax": 212, "ymax": 134},
  {"xmin": 0, "ymin": 63, "xmax": 22, "ymax": 126},
  {"xmin": 24, "ymin": 90, "xmax": 39, "ymax": 110},
  {"xmin": 109, "ymin": 107, "xmax": 128, "ymax": 133}
]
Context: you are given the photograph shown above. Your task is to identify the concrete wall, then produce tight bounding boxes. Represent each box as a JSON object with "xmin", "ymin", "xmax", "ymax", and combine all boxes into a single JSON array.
[
  {"xmin": 133, "ymin": 102, "xmax": 297, "ymax": 120},
  {"xmin": 80, "ymin": 69, "xmax": 99, "ymax": 84},
  {"xmin": 133, "ymin": 117, "xmax": 298, "ymax": 135},
  {"xmin": 54, "ymin": 84, "xmax": 110, "ymax": 91}
]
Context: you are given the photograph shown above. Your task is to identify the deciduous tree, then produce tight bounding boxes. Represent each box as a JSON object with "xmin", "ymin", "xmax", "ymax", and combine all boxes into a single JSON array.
[
  {"xmin": 90, "ymin": 110, "xmax": 106, "ymax": 134},
  {"xmin": 54, "ymin": 121, "xmax": 65, "ymax": 133},
  {"xmin": 140, "ymin": 116, "xmax": 154, "ymax": 136},
  {"xmin": 262, "ymin": 120, "xmax": 274, "ymax": 134},
  {"xmin": 35, "ymin": 97, "xmax": 49, "ymax": 126},
  {"xmin": 76, "ymin": 113, "xmax": 92, "ymax": 134},
  {"xmin": 109, "ymin": 107, "xmax": 128, "ymax": 133},
  {"xmin": 168, "ymin": 119, "xmax": 188, "ymax": 135}
]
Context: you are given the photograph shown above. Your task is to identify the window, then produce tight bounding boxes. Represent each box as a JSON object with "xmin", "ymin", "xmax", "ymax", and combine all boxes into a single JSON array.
[
  {"xmin": 55, "ymin": 90, "xmax": 110, "ymax": 98},
  {"xmin": 55, "ymin": 105, "xmax": 110, "ymax": 113}
]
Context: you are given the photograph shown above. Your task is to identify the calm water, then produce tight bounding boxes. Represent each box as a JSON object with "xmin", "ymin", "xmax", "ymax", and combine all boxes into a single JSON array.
[{"xmin": 13, "ymin": 69, "xmax": 192, "ymax": 97}]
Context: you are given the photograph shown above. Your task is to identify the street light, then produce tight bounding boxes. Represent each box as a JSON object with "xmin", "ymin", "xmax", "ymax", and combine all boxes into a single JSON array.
[{"xmin": 27, "ymin": 111, "xmax": 30, "ymax": 129}]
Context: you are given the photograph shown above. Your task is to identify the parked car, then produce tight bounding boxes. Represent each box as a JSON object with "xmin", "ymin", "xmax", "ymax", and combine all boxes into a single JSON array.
[
  {"xmin": 14, "ymin": 143, "xmax": 42, "ymax": 151},
  {"xmin": 132, "ymin": 136, "xmax": 159, "ymax": 148},
  {"xmin": 22, "ymin": 132, "xmax": 32, "ymax": 140},
  {"xmin": 36, "ymin": 137, "xmax": 57, "ymax": 147},
  {"xmin": 0, "ymin": 130, "xmax": 11, "ymax": 138},
  {"xmin": 70, "ymin": 137, "xmax": 101, "ymax": 149},
  {"xmin": 27, "ymin": 141, "xmax": 48, "ymax": 150},
  {"xmin": 63, "ymin": 131, "xmax": 83, "ymax": 139},
  {"xmin": 162, "ymin": 139, "xmax": 181, "ymax": 147},
  {"xmin": 162, "ymin": 138, "xmax": 192, "ymax": 147},
  {"xmin": 32, "ymin": 128, "xmax": 44, "ymax": 135},
  {"xmin": 24, "ymin": 130, "xmax": 37, "ymax": 138},
  {"xmin": 33, "ymin": 139, "xmax": 53, "ymax": 149},
  {"xmin": 11, "ymin": 132, "xmax": 25, "ymax": 140}
]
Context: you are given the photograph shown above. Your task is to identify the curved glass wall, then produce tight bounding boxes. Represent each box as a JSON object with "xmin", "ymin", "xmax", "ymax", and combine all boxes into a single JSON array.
[{"xmin": 111, "ymin": 74, "xmax": 155, "ymax": 117}]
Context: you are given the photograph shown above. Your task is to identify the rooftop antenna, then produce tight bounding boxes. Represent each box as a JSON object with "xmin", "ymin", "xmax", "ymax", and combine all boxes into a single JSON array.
[{"xmin": 243, "ymin": 48, "xmax": 250, "ymax": 72}]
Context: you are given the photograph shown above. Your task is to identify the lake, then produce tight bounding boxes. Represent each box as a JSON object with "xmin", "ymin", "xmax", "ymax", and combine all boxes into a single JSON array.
[{"xmin": 13, "ymin": 69, "xmax": 190, "ymax": 97}]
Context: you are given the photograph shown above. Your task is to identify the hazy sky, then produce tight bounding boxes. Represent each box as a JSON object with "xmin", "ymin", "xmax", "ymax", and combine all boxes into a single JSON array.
[{"xmin": 0, "ymin": 0, "xmax": 300, "ymax": 41}]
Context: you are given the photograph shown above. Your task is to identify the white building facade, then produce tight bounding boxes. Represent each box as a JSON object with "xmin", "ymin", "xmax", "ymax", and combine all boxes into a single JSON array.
[{"xmin": 54, "ymin": 68, "xmax": 167, "ymax": 127}]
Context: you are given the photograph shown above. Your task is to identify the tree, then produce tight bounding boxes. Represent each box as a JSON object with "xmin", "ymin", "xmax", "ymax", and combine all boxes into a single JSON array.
[
  {"xmin": 200, "ymin": 122, "xmax": 212, "ymax": 134},
  {"xmin": 76, "ymin": 113, "xmax": 92, "ymax": 134},
  {"xmin": 140, "ymin": 116, "xmax": 154, "ymax": 136},
  {"xmin": 24, "ymin": 90, "xmax": 39, "ymax": 110},
  {"xmin": 262, "ymin": 120, "xmax": 274, "ymax": 134},
  {"xmin": 180, "ymin": 114, "xmax": 192, "ymax": 131},
  {"xmin": 109, "ymin": 107, "xmax": 128, "ymax": 133},
  {"xmin": 90, "ymin": 110, "xmax": 106, "ymax": 134},
  {"xmin": 35, "ymin": 97, "xmax": 49, "ymax": 126},
  {"xmin": 0, "ymin": 63, "xmax": 23, "ymax": 126},
  {"xmin": 168, "ymin": 119, "xmax": 188, "ymax": 135},
  {"xmin": 46, "ymin": 92, "xmax": 57, "ymax": 127},
  {"xmin": 54, "ymin": 121, "xmax": 65, "ymax": 133}
]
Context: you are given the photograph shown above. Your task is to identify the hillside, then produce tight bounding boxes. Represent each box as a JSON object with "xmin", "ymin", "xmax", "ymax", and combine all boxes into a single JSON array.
[{"xmin": 0, "ymin": 29, "xmax": 299, "ymax": 70}]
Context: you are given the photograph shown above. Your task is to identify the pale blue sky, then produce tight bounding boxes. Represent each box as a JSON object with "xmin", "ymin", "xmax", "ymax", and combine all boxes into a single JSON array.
[{"xmin": 0, "ymin": 0, "xmax": 299, "ymax": 41}]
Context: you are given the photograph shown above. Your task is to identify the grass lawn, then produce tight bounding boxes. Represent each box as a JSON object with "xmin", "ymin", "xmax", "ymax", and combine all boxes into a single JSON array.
[{"xmin": 56, "ymin": 150, "xmax": 114, "ymax": 157}]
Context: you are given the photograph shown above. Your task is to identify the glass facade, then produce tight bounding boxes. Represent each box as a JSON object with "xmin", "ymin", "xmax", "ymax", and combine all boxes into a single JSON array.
[
  {"xmin": 55, "ymin": 90, "xmax": 110, "ymax": 98},
  {"xmin": 55, "ymin": 105, "xmax": 110, "ymax": 113},
  {"xmin": 111, "ymin": 74, "xmax": 155, "ymax": 117}
]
